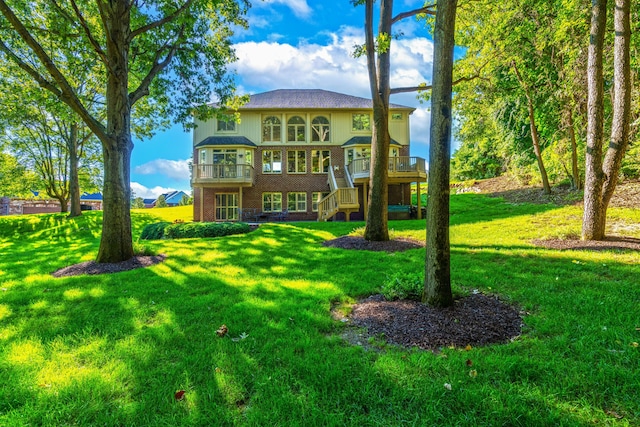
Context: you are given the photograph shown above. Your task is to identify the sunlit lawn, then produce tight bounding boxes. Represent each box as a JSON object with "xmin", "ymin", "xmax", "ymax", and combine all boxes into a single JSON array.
[{"xmin": 0, "ymin": 197, "xmax": 638, "ymax": 426}]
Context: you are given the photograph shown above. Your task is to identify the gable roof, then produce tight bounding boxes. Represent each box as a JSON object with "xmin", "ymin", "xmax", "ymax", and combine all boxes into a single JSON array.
[
  {"xmin": 195, "ymin": 136, "xmax": 257, "ymax": 148},
  {"xmin": 162, "ymin": 190, "xmax": 188, "ymax": 204},
  {"xmin": 80, "ymin": 192, "xmax": 102, "ymax": 201},
  {"xmin": 238, "ymin": 89, "xmax": 414, "ymax": 111}
]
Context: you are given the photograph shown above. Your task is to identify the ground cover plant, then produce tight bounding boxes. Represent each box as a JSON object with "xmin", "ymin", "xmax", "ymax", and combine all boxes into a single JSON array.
[{"xmin": 0, "ymin": 196, "xmax": 639, "ymax": 426}]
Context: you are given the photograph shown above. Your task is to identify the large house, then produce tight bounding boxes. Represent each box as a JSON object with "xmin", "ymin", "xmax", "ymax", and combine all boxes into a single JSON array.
[{"xmin": 191, "ymin": 89, "xmax": 427, "ymax": 222}]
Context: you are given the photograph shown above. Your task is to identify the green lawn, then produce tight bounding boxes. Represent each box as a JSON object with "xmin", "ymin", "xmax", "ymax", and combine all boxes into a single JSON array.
[{"xmin": 0, "ymin": 196, "xmax": 639, "ymax": 426}]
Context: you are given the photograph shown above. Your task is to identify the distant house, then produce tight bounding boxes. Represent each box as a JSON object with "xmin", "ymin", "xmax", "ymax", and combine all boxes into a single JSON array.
[
  {"xmin": 143, "ymin": 190, "xmax": 189, "ymax": 208},
  {"xmin": 80, "ymin": 192, "xmax": 103, "ymax": 210},
  {"xmin": 0, "ymin": 192, "xmax": 102, "ymax": 215}
]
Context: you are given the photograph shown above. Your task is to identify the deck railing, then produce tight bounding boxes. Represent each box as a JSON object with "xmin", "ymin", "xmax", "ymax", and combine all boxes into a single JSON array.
[
  {"xmin": 317, "ymin": 188, "xmax": 359, "ymax": 221},
  {"xmin": 348, "ymin": 156, "xmax": 427, "ymax": 179},
  {"xmin": 192, "ymin": 164, "xmax": 254, "ymax": 184}
]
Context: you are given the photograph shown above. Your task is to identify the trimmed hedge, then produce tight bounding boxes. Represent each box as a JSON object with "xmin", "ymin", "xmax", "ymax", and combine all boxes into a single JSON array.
[{"xmin": 140, "ymin": 221, "xmax": 252, "ymax": 240}]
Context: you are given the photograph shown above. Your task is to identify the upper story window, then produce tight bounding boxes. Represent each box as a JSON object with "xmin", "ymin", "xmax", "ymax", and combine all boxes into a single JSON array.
[
  {"xmin": 352, "ymin": 113, "xmax": 371, "ymax": 131},
  {"xmin": 391, "ymin": 113, "xmax": 403, "ymax": 120},
  {"xmin": 311, "ymin": 116, "xmax": 330, "ymax": 142},
  {"xmin": 287, "ymin": 116, "xmax": 306, "ymax": 142},
  {"xmin": 217, "ymin": 117, "xmax": 236, "ymax": 132},
  {"xmin": 200, "ymin": 149, "xmax": 206, "ymax": 164},
  {"xmin": 262, "ymin": 150, "xmax": 282, "ymax": 174},
  {"xmin": 263, "ymin": 116, "xmax": 281, "ymax": 142}
]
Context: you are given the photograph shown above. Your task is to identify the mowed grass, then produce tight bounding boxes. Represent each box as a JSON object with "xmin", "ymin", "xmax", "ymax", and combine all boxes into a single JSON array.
[{"xmin": 0, "ymin": 196, "xmax": 639, "ymax": 426}]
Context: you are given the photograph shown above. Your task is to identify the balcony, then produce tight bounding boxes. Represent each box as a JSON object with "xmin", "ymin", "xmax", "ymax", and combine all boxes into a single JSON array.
[
  {"xmin": 348, "ymin": 156, "xmax": 427, "ymax": 183},
  {"xmin": 191, "ymin": 164, "xmax": 255, "ymax": 186}
]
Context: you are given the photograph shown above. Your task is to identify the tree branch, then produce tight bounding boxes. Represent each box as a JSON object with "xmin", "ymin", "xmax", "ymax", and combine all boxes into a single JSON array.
[
  {"xmin": 392, "ymin": 5, "xmax": 436, "ymax": 25},
  {"xmin": 69, "ymin": 0, "xmax": 111, "ymax": 70},
  {"xmin": 0, "ymin": 0, "xmax": 108, "ymax": 142},
  {"xmin": 390, "ymin": 74, "xmax": 484, "ymax": 94},
  {"xmin": 130, "ymin": 0, "xmax": 195, "ymax": 40}
]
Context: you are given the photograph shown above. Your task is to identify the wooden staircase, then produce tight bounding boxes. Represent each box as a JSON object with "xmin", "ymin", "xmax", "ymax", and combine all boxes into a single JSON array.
[{"xmin": 317, "ymin": 166, "xmax": 359, "ymax": 221}]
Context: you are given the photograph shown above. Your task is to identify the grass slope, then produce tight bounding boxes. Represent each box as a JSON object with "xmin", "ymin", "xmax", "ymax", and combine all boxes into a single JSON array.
[{"xmin": 0, "ymin": 197, "xmax": 638, "ymax": 426}]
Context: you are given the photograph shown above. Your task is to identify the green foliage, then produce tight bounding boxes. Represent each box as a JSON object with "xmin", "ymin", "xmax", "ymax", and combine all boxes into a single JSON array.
[
  {"xmin": 140, "ymin": 221, "xmax": 251, "ymax": 240},
  {"xmin": 178, "ymin": 194, "xmax": 193, "ymax": 206},
  {"xmin": 139, "ymin": 221, "xmax": 171, "ymax": 240},
  {"xmin": 131, "ymin": 197, "xmax": 145, "ymax": 209},
  {"xmin": 621, "ymin": 141, "xmax": 640, "ymax": 179},
  {"xmin": 451, "ymin": 139, "xmax": 504, "ymax": 181},
  {"xmin": 0, "ymin": 152, "xmax": 39, "ymax": 197},
  {"xmin": 154, "ymin": 195, "xmax": 168, "ymax": 208},
  {"xmin": 381, "ymin": 271, "xmax": 424, "ymax": 301}
]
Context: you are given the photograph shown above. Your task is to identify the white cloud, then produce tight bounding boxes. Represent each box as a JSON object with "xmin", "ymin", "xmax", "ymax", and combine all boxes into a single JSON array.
[
  {"xmin": 233, "ymin": 26, "xmax": 435, "ymax": 154},
  {"xmin": 130, "ymin": 182, "xmax": 181, "ymax": 199},
  {"xmin": 133, "ymin": 159, "xmax": 190, "ymax": 180}
]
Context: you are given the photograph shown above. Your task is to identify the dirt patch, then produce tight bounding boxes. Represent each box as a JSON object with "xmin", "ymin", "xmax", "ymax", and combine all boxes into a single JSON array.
[
  {"xmin": 52, "ymin": 254, "xmax": 167, "ymax": 277},
  {"xmin": 340, "ymin": 293, "xmax": 523, "ymax": 351},
  {"xmin": 532, "ymin": 236, "xmax": 640, "ymax": 252},
  {"xmin": 322, "ymin": 235, "xmax": 424, "ymax": 252}
]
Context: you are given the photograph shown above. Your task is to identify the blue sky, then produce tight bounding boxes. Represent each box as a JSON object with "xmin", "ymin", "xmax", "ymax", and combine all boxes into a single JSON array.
[{"xmin": 130, "ymin": 0, "xmax": 436, "ymax": 198}]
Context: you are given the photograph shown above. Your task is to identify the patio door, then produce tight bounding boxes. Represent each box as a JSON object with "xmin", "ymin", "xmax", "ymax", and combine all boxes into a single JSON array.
[{"xmin": 215, "ymin": 193, "xmax": 238, "ymax": 221}]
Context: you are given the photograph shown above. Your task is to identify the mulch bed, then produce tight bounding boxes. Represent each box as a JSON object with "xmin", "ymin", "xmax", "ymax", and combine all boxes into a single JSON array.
[
  {"xmin": 322, "ymin": 235, "xmax": 424, "ymax": 252},
  {"xmin": 52, "ymin": 254, "xmax": 167, "ymax": 277},
  {"xmin": 532, "ymin": 236, "xmax": 640, "ymax": 252},
  {"xmin": 348, "ymin": 293, "xmax": 523, "ymax": 350}
]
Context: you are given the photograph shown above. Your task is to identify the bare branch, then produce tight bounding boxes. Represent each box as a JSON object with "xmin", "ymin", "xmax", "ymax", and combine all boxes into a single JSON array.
[
  {"xmin": 130, "ymin": 0, "xmax": 195, "ymax": 40},
  {"xmin": 390, "ymin": 74, "xmax": 484, "ymax": 94},
  {"xmin": 392, "ymin": 5, "xmax": 436, "ymax": 25}
]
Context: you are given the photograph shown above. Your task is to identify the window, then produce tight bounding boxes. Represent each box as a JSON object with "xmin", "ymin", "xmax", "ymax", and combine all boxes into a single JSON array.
[
  {"xmin": 217, "ymin": 117, "xmax": 236, "ymax": 132},
  {"xmin": 312, "ymin": 192, "xmax": 330, "ymax": 212},
  {"xmin": 262, "ymin": 150, "xmax": 282, "ymax": 174},
  {"xmin": 200, "ymin": 149, "xmax": 206, "ymax": 164},
  {"xmin": 216, "ymin": 194, "xmax": 238, "ymax": 220},
  {"xmin": 311, "ymin": 150, "xmax": 331, "ymax": 173},
  {"xmin": 287, "ymin": 150, "xmax": 306, "ymax": 173},
  {"xmin": 287, "ymin": 116, "xmax": 306, "ymax": 142},
  {"xmin": 262, "ymin": 192, "xmax": 282, "ymax": 212},
  {"xmin": 212, "ymin": 149, "xmax": 237, "ymax": 165},
  {"xmin": 352, "ymin": 113, "xmax": 371, "ymax": 131},
  {"xmin": 311, "ymin": 116, "xmax": 330, "ymax": 142},
  {"xmin": 287, "ymin": 192, "xmax": 307, "ymax": 212},
  {"xmin": 262, "ymin": 116, "xmax": 281, "ymax": 142},
  {"xmin": 391, "ymin": 113, "xmax": 403, "ymax": 120}
]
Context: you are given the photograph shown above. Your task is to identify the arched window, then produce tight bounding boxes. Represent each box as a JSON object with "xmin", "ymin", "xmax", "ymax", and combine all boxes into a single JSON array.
[
  {"xmin": 312, "ymin": 116, "xmax": 330, "ymax": 142},
  {"xmin": 262, "ymin": 116, "xmax": 281, "ymax": 142},
  {"xmin": 287, "ymin": 116, "xmax": 306, "ymax": 142}
]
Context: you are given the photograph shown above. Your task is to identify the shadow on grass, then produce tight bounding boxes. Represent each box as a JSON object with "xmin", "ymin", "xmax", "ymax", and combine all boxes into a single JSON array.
[{"xmin": 1, "ymin": 212, "xmax": 639, "ymax": 425}]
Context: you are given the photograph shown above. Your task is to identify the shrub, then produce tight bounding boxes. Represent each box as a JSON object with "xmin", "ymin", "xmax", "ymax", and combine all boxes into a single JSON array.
[
  {"xmin": 140, "ymin": 221, "xmax": 171, "ymax": 240},
  {"xmin": 141, "ymin": 221, "xmax": 252, "ymax": 240},
  {"xmin": 381, "ymin": 272, "xmax": 424, "ymax": 301}
]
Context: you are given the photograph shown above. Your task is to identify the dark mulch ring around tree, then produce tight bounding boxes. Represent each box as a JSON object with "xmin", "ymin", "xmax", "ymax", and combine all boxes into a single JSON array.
[
  {"xmin": 52, "ymin": 254, "xmax": 167, "ymax": 277},
  {"xmin": 338, "ymin": 293, "xmax": 523, "ymax": 351},
  {"xmin": 532, "ymin": 236, "xmax": 640, "ymax": 252},
  {"xmin": 322, "ymin": 235, "xmax": 425, "ymax": 252}
]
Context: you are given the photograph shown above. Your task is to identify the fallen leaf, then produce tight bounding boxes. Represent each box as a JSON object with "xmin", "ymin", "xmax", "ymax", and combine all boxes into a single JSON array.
[
  {"xmin": 465, "ymin": 359, "xmax": 473, "ymax": 366},
  {"xmin": 215, "ymin": 367, "xmax": 222, "ymax": 373},
  {"xmin": 216, "ymin": 324, "xmax": 228, "ymax": 337},
  {"xmin": 469, "ymin": 370, "xmax": 478, "ymax": 378},
  {"xmin": 465, "ymin": 345, "xmax": 473, "ymax": 351},
  {"xmin": 175, "ymin": 390, "xmax": 186, "ymax": 401},
  {"xmin": 631, "ymin": 342, "xmax": 639, "ymax": 348},
  {"xmin": 605, "ymin": 410, "xmax": 623, "ymax": 419},
  {"xmin": 444, "ymin": 383, "xmax": 452, "ymax": 390}
]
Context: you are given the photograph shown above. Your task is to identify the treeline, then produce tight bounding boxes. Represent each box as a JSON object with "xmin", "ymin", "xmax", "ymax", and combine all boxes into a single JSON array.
[{"xmin": 450, "ymin": 0, "xmax": 639, "ymax": 187}]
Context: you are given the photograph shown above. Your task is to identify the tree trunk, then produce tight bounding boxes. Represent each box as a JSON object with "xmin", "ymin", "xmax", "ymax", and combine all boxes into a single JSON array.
[
  {"xmin": 512, "ymin": 62, "xmax": 551, "ymax": 194},
  {"xmin": 364, "ymin": 0, "xmax": 393, "ymax": 242},
  {"xmin": 68, "ymin": 122, "xmax": 82, "ymax": 217},
  {"xmin": 423, "ymin": 0, "xmax": 457, "ymax": 308},
  {"xmin": 96, "ymin": 3, "xmax": 134, "ymax": 263},
  {"xmin": 601, "ymin": 0, "xmax": 631, "ymax": 208}
]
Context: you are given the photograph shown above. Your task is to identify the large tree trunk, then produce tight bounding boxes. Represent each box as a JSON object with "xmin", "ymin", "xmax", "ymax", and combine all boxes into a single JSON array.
[
  {"xmin": 582, "ymin": 0, "xmax": 630, "ymax": 240},
  {"xmin": 96, "ymin": 3, "xmax": 134, "ymax": 263},
  {"xmin": 364, "ymin": 0, "xmax": 393, "ymax": 242},
  {"xmin": 68, "ymin": 122, "xmax": 82, "ymax": 217},
  {"xmin": 601, "ymin": 0, "xmax": 631, "ymax": 207},
  {"xmin": 423, "ymin": 0, "xmax": 457, "ymax": 308}
]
